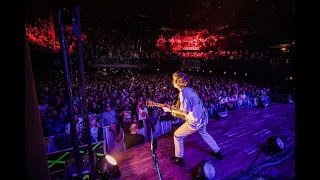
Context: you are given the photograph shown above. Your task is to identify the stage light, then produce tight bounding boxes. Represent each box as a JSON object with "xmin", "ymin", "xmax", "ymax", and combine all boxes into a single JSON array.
[
  {"xmin": 105, "ymin": 155, "xmax": 117, "ymax": 165},
  {"xmin": 263, "ymin": 136, "xmax": 285, "ymax": 155},
  {"xmin": 224, "ymin": 71, "xmax": 226, "ymax": 74},
  {"xmin": 210, "ymin": 70, "xmax": 212, "ymax": 73},
  {"xmin": 194, "ymin": 160, "xmax": 216, "ymax": 180},
  {"xmin": 189, "ymin": 69, "xmax": 191, "ymax": 71},
  {"xmin": 96, "ymin": 154, "xmax": 121, "ymax": 179},
  {"xmin": 245, "ymin": 73, "xmax": 247, "ymax": 76},
  {"xmin": 234, "ymin": 72, "xmax": 236, "ymax": 75},
  {"xmin": 157, "ymin": 69, "xmax": 159, "ymax": 71}
]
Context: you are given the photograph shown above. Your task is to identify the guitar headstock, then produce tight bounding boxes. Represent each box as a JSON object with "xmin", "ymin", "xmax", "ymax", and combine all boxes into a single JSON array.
[
  {"xmin": 146, "ymin": 100, "xmax": 168, "ymax": 108},
  {"xmin": 146, "ymin": 100, "xmax": 156, "ymax": 107}
]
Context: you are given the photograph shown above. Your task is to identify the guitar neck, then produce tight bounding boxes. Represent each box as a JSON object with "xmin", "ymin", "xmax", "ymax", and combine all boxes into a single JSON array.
[
  {"xmin": 149, "ymin": 102, "xmax": 167, "ymax": 108},
  {"xmin": 147, "ymin": 101, "xmax": 187, "ymax": 120},
  {"xmin": 148, "ymin": 102, "xmax": 181, "ymax": 111}
]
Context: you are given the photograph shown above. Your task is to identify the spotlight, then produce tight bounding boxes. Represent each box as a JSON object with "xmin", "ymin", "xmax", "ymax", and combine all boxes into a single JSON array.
[
  {"xmin": 96, "ymin": 154, "xmax": 121, "ymax": 179},
  {"xmin": 263, "ymin": 136, "xmax": 284, "ymax": 155},
  {"xmin": 194, "ymin": 160, "xmax": 216, "ymax": 180}
]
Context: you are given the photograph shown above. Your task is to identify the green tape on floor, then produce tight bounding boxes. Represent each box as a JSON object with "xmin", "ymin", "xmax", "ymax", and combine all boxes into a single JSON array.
[
  {"xmin": 83, "ymin": 174, "xmax": 89, "ymax": 179},
  {"xmin": 48, "ymin": 142, "xmax": 103, "ymax": 169},
  {"xmin": 48, "ymin": 160, "xmax": 65, "ymax": 164},
  {"xmin": 49, "ymin": 152, "xmax": 70, "ymax": 168}
]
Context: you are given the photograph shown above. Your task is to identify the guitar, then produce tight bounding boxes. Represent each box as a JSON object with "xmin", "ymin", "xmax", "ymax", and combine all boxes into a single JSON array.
[{"xmin": 146, "ymin": 100, "xmax": 187, "ymax": 120}]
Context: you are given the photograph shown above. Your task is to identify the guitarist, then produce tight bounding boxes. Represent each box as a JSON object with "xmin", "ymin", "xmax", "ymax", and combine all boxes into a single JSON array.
[{"xmin": 162, "ymin": 71, "xmax": 223, "ymax": 167}]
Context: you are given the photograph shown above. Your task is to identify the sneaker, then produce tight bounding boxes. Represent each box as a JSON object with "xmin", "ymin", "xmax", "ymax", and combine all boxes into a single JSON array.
[
  {"xmin": 210, "ymin": 149, "xmax": 223, "ymax": 160},
  {"xmin": 170, "ymin": 156, "xmax": 185, "ymax": 167}
]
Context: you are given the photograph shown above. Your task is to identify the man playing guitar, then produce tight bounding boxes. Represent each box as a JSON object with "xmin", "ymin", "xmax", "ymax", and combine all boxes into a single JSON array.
[{"xmin": 161, "ymin": 71, "xmax": 222, "ymax": 167}]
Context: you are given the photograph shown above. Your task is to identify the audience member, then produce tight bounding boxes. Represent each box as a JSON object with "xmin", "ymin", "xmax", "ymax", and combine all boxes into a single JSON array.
[{"xmin": 124, "ymin": 123, "xmax": 145, "ymax": 149}]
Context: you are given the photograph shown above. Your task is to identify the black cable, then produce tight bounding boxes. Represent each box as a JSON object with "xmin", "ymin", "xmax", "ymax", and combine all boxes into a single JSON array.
[
  {"xmin": 240, "ymin": 146, "xmax": 264, "ymax": 174},
  {"xmin": 57, "ymin": 9, "xmax": 75, "ymax": 26},
  {"xmin": 236, "ymin": 148, "xmax": 295, "ymax": 180}
]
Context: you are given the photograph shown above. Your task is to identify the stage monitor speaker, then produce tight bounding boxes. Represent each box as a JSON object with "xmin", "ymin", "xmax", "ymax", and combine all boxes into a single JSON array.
[
  {"xmin": 281, "ymin": 98, "xmax": 293, "ymax": 104},
  {"xmin": 279, "ymin": 94, "xmax": 293, "ymax": 104},
  {"xmin": 259, "ymin": 101, "xmax": 269, "ymax": 109},
  {"xmin": 214, "ymin": 110, "xmax": 228, "ymax": 120}
]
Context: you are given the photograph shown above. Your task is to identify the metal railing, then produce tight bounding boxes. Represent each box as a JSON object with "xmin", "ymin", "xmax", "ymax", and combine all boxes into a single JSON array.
[{"xmin": 45, "ymin": 96, "xmax": 273, "ymax": 155}]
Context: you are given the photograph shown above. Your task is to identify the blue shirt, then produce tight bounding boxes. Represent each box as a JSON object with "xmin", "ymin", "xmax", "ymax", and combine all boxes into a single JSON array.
[
  {"xmin": 179, "ymin": 87, "xmax": 208, "ymax": 129},
  {"xmin": 100, "ymin": 110, "xmax": 118, "ymax": 127}
]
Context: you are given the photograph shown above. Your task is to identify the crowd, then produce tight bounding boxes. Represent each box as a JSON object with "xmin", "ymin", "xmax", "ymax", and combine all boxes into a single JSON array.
[
  {"xmin": 26, "ymin": 18, "xmax": 88, "ymax": 53},
  {"xmin": 171, "ymin": 49, "xmax": 292, "ymax": 61},
  {"xmin": 84, "ymin": 27, "xmax": 139, "ymax": 59},
  {"xmin": 37, "ymin": 70, "xmax": 271, "ymax": 150},
  {"xmin": 163, "ymin": 29, "xmax": 221, "ymax": 51},
  {"xmin": 26, "ymin": 18, "xmax": 277, "ymax": 62},
  {"xmin": 26, "ymin": 18, "xmax": 161, "ymax": 61},
  {"xmin": 28, "ymin": 18, "xmax": 281, "ymax": 151}
]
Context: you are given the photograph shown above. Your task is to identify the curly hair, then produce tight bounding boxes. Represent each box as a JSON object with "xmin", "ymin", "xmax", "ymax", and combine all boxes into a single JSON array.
[{"xmin": 173, "ymin": 71, "xmax": 190, "ymax": 89}]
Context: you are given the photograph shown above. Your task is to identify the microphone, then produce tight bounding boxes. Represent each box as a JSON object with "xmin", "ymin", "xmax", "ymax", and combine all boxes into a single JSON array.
[{"xmin": 151, "ymin": 138, "xmax": 158, "ymax": 154}]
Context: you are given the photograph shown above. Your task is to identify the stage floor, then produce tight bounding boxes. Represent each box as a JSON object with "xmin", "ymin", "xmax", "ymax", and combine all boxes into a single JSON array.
[
  {"xmin": 113, "ymin": 103, "xmax": 295, "ymax": 180},
  {"xmin": 47, "ymin": 103, "xmax": 295, "ymax": 180}
]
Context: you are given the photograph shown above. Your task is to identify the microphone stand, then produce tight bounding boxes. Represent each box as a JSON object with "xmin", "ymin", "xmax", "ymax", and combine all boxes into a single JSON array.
[
  {"xmin": 152, "ymin": 153, "xmax": 163, "ymax": 180},
  {"xmin": 74, "ymin": 5, "xmax": 96, "ymax": 180},
  {"xmin": 151, "ymin": 138, "xmax": 163, "ymax": 180},
  {"xmin": 58, "ymin": 9, "xmax": 82, "ymax": 180}
]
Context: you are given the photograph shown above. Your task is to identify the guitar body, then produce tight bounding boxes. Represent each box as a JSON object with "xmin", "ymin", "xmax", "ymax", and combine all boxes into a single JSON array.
[
  {"xmin": 146, "ymin": 97, "xmax": 187, "ymax": 121},
  {"xmin": 171, "ymin": 93, "xmax": 185, "ymax": 120}
]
